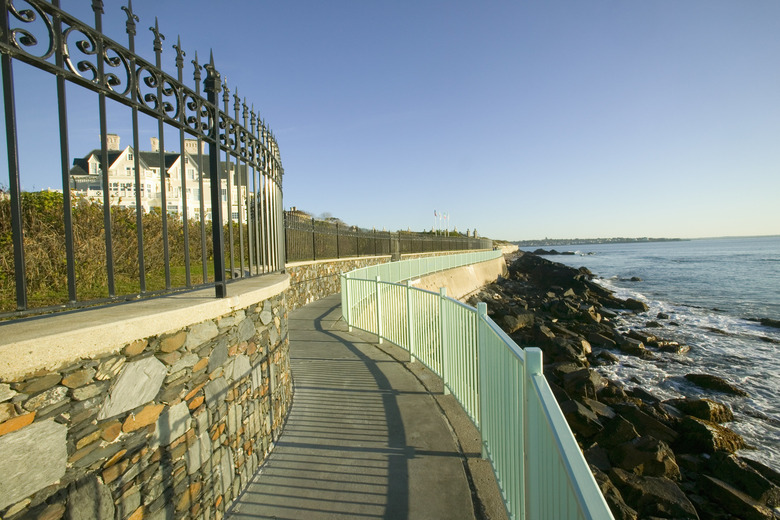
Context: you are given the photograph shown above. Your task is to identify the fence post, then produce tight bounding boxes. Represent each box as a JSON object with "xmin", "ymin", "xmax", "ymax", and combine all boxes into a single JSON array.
[
  {"xmin": 342, "ymin": 274, "xmax": 353, "ymax": 332},
  {"xmin": 477, "ymin": 302, "xmax": 488, "ymax": 459},
  {"xmin": 525, "ymin": 347, "xmax": 542, "ymax": 520},
  {"xmin": 406, "ymin": 280, "xmax": 416, "ymax": 363},
  {"xmin": 311, "ymin": 217, "xmax": 316, "ymax": 261},
  {"xmin": 375, "ymin": 275, "xmax": 383, "ymax": 344},
  {"xmin": 439, "ymin": 287, "xmax": 450, "ymax": 395},
  {"xmin": 205, "ymin": 54, "xmax": 227, "ymax": 298}
]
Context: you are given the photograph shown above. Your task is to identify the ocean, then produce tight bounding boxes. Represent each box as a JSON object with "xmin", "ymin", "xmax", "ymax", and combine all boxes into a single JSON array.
[{"xmin": 522, "ymin": 236, "xmax": 780, "ymax": 470}]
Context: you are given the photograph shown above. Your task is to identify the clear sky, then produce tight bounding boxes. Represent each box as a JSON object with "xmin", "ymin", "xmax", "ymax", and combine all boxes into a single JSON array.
[{"xmin": 2, "ymin": 0, "xmax": 779, "ymax": 241}]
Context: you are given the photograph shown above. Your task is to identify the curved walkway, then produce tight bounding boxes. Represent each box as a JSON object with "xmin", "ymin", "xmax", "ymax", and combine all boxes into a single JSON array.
[{"xmin": 227, "ymin": 294, "xmax": 505, "ymax": 520}]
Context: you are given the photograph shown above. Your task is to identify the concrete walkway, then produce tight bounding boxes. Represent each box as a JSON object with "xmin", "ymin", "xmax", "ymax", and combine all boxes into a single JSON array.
[{"xmin": 227, "ymin": 294, "xmax": 506, "ymax": 520}]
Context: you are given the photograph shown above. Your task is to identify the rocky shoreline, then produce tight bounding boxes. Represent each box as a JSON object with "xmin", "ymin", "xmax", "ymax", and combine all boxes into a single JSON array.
[{"xmin": 467, "ymin": 251, "xmax": 780, "ymax": 520}]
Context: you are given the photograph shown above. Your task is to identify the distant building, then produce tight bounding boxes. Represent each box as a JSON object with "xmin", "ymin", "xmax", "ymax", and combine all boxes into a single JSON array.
[{"xmin": 69, "ymin": 134, "xmax": 247, "ymax": 221}]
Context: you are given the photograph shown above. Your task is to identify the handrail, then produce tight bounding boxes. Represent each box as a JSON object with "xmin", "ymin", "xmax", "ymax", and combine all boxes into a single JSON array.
[{"xmin": 340, "ymin": 251, "xmax": 614, "ymax": 520}]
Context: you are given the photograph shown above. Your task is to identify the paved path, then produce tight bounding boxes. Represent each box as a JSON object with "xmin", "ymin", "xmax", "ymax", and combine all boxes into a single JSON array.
[{"xmin": 226, "ymin": 294, "xmax": 498, "ymax": 520}]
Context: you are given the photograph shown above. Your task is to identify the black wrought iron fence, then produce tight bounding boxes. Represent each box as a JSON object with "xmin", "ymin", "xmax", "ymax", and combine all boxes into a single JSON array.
[
  {"xmin": 0, "ymin": 0, "xmax": 284, "ymax": 319},
  {"xmin": 284, "ymin": 212, "xmax": 492, "ymax": 263}
]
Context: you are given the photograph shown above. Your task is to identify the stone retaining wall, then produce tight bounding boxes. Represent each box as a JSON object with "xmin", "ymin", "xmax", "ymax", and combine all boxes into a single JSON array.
[
  {"xmin": 0, "ymin": 280, "xmax": 290, "ymax": 520},
  {"xmin": 285, "ymin": 256, "xmax": 391, "ymax": 310},
  {"xmin": 0, "ymin": 252, "xmax": 489, "ymax": 520}
]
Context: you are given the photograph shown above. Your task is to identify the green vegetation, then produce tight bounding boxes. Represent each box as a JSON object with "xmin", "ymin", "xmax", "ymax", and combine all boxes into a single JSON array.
[{"xmin": 0, "ymin": 191, "xmax": 223, "ymax": 313}]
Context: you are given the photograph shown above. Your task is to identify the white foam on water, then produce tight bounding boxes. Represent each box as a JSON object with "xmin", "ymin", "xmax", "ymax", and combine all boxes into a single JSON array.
[{"xmin": 589, "ymin": 277, "xmax": 780, "ymax": 469}]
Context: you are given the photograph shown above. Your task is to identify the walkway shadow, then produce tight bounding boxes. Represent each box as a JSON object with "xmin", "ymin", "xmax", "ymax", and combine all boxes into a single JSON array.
[{"xmin": 228, "ymin": 297, "xmax": 411, "ymax": 520}]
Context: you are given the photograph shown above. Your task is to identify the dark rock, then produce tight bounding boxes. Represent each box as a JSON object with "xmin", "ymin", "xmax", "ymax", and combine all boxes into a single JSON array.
[
  {"xmin": 593, "ymin": 349, "xmax": 620, "ymax": 365},
  {"xmin": 700, "ymin": 475, "xmax": 775, "ymax": 520},
  {"xmin": 656, "ymin": 341, "xmax": 690, "ymax": 354},
  {"xmin": 617, "ymin": 338, "xmax": 646, "ymax": 356},
  {"xmin": 630, "ymin": 277, "xmax": 642, "ymax": 282},
  {"xmin": 760, "ymin": 317, "xmax": 780, "ymax": 329},
  {"xmin": 624, "ymin": 298, "xmax": 649, "ymax": 313},
  {"xmin": 743, "ymin": 457, "xmax": 780, "ymax": 488},
  {"xmin": 645, "ymin": 321, "xmax": 662, "ymax": 328},
  {"xmin": 609, "ymin": 468, "xmax": 699, "ymax": 519},
  {"xmin": 709, "ymin": 453, "xmax": 780, "ymax": 507},
  {"xmin": 627, "ymin": 387, "xmax": 660, "ymax": 405},
  {"xmin": 613, "ymin": 403, "xmax": 679, "ymax": 444},
  {"xmin": 611, "ymin": 436, "xmax": 681, "ymax": 480},
  {"xmin": 627, "ymin": 329, "xmax": 657, "ymax": 344},
  {"xmin": 560, "ymin": 399, "xmax": 604, "ymax": 438},
  {"xmin": 580, "ymin": 397, "xmax": 617, "ymax": 422},
  {"xmin": 664, "ymin": 398, "xmax": 734, "ymax": 423},
  {"xmin": 594, "ymin": 416, "xmax": 640, "ymax": 449},
  {"xmin": 657, "ymin": 312, "xmax": 670, "ymax": 320},
  {"xmin": 588, "ymin": 332, "xmax": 617, "ymax": 348},
  {"xmin": 676, "ymin": 416, "xmax": 748, "ymax": 454},
  {"xmin": 562, "ymin": 368, "xmax": 608, "ymax": 399},
  {"xmin": 502, "ymin": 311, "xmax": 535, "ymax": 333},
  {"xmin": 591, "ymin": 466, "xmax": 638, "ymax": 520},
  {"xmin": 598, "ymin": 382, "xmax": 630, "ymax": 405},
  {"xmin": 585, "ymin": 445, "xmax": 613, "ymax": 472},
  {"xmin": 684, "ymin": 373, "xmax": 749, "ymax": 396}
]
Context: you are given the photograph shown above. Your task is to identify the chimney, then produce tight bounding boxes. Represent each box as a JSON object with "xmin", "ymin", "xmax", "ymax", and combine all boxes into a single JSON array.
[
  {"xmin": 105, "ymin": 134, "xmax": 120, "ymax": 151},
  {"xmin": 184, "ymin": 139, "xmax": 206, "ymax": 155},
  {"xmin": 150, "ymin": 137, "xmax": 159, "ymax": 152}
]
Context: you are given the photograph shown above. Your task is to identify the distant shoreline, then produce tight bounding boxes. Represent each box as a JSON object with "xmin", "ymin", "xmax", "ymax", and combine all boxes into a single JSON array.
[{"xmin": 513, "ymin": 237, "xmax": 686, "ymax": 247}]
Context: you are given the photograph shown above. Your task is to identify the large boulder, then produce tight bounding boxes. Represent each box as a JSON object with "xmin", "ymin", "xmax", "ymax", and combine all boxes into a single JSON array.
[
  {"xmin": 676, "ymin": 416, "xmax": 748, "ymax": 454},
  {"xmin": 560, "ymin": 399, "xmax": 604, "ymax": 438},
  {"xmin": 684, "ymin": 373, "xmax": 749, "ymax": 397},
  {"xmin": 502, "ymin": 311, "xmax": 535, "ymax": 333},
  {"xmin": 611, "ymin": 436, "xmax": 681, "ymax": 480},
  {"xmin": 700, "ymin": 475, "xmax": 775, "ymax": 520},
  {"xmin": 562, "ymin": 368, "xmax": 608, "ymax": 399},
  {"xmin": 664, "ymin": 398, "xmax": 734, "ymax": 423},
  {"xmin": 709, "ymin": 453, "xmax": 780, "ymax": 507},
  {"xmin": 590, "ymin": 466, "xmax": 638, "ymax": 520},
  {"xmin": 609, "ymin": 468, "xmax": 699, "ymax": 519},
  {"xmin": 624, "ymin": 298, "xmax": 649, "ymax": 313},
  {"xmin": 612, "ymin": 403, "xmax": 679, "ymax": 444}
]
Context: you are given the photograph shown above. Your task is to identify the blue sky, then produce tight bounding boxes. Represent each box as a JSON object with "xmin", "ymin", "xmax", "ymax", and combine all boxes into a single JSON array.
[{"xmin": 2, "ymin": 0, "xmax": 779, "ymax": 241}]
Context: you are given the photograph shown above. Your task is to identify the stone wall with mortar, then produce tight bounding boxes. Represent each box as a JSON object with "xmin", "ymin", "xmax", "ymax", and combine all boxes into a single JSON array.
[
  {"xmin": 285, "ymin": 256, "xmax": 391, "ymax": 310},
  {"xmin": 0, "ymin": 279, "xmax": 291, "ymax": 520},
  {"xmin": 284, "ymin": 251, "xmax": 493, "ymax": 311}
]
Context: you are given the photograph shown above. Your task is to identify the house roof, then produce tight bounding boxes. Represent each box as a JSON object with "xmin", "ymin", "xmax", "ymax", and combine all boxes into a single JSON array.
[{"xmin": 69, "ymin": 146, "xmax": 248, "ymax": 185}]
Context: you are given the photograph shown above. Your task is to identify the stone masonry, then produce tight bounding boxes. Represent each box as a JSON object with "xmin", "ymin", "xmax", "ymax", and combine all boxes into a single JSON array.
[
  {"xmin": 285, "ymin": 257, "xmax": 390, "ymax": 310},
  {"xmin": 0, "ymin": 293, "xmax": 289, "ymax": 520},
  {"xmin": 0, "ymin": 252, "xmax": 475, "ymax": 520}
]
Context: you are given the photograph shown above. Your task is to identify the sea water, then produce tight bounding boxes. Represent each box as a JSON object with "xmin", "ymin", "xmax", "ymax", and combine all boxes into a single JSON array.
[{"xmin": 523, "ymin": 236, "xmax": 780, "ymax": 469}]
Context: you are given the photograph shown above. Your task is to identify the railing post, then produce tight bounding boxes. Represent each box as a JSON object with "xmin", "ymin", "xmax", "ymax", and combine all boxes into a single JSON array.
[
  {"xmin": 375, "ymin": 275, "xmax": 383, "ymax": 344},
  {"xmin": 406, "ymin": 280, "xmax": 416, "ymax": 363},
  {"xmin": 205, "ymin": 53, "xmax": 226, "ymax": 298},
  {"xmin": 525, "ymin": 347, "xmax": 542, "ymax": 520},
  {"xmin": 439, "ymin": 287, "xmax": 450, "ymax": 395},
  {"xmin": 342, "ymin": 273, "xmax": 353, "ymax": 332},
  {"xmin": 477, "ymin": 302, "xmax": 488, "ymax": 459}
]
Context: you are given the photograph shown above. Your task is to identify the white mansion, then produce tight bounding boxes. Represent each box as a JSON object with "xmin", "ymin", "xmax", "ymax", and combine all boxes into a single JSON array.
[{"xmin": 69, "ymin": 134, "xmax": 247, "ymax": 221}]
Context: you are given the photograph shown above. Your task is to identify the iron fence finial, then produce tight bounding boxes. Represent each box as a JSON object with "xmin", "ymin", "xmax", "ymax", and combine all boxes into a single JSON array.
[
  {"xmin": 122, "ymin": 1, "xmax": 139, "ymax": 37},
  {"xmin": 150, "ymin": 18, "xmax": 164, "ymax": 53},
  {"xmin": 174, "ymin": 35, "xmax": 185, "ymax": 68}
]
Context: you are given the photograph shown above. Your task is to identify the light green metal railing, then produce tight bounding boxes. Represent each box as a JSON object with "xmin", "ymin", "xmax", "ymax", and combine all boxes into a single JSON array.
[{"xmin": 340, "ymin": 251, "xmax": 614, "ymax": 520}]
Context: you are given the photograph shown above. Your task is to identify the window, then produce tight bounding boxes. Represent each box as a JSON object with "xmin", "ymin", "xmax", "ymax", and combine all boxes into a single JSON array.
[
  {"xmin": 221, "ymin": 188, "xmax": 227, "ymax": 201},
  {"xmin": 188, "ymin": 168, "xmax": 196, "ymax": 180},
  {"xmin": 127, "ymin": 152, "xmax": 133, "ymax": 161},
  {"xmin": 232, "ymin": 212, "xmax": 239, "ymax": 220}
]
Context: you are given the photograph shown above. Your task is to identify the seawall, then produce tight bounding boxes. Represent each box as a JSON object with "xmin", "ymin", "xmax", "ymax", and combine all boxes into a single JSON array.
[{"xmin": 0, "ymin": 251, "xmax": 502, "ymax": 519}]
